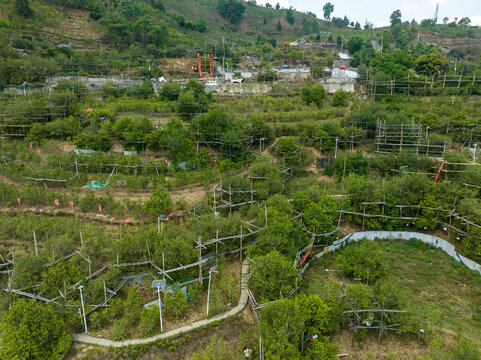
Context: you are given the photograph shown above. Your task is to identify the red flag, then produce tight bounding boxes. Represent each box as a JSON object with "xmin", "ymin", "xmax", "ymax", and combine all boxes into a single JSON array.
[
  {"xmin": 16, "ymin": 198, "xmax": 21, "ymax": 205},
  {"xmin": 98, "ymin": 204, "xmax": 102, "ymax": 212},
  {"xmin": 68, "ymin": 201, "xmax": 73, "ymax": 208},
  {"xmin": 40, "ymin": 208, "xmax": 46, "ymax": 213},
  {"xmin": 168, "ymin": 213, "xmax": 173, "ymax": 218},
  {"xmin": 54, "ymin": 199, "xmax": 59, "ymax": 206},
  {"xmin": 29, "ymin": 143, "xmax": 32, "ymax": 149},
  {"xmin": 197, "ymin": 190, "xmax": 200, "ymax": 195},
  {"xmin": 125, "ymin": 219, "xmax": 130, "ymax": 224},
  {"xmin": 37, "ymin": 148, "xmax": 40, "ymax": 154},
  {"xmin": 164, "ymin": 159, "xmax": 168, "ymax": 165}
]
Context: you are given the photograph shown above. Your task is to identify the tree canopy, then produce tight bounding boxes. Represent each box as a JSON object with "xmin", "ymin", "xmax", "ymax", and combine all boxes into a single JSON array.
[{"xmin": 0, "ymin": 299, "xmax": 72, "ymax": 359}]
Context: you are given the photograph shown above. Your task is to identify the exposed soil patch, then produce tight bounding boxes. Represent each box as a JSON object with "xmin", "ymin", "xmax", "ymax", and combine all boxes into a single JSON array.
[
  {"xmin": 331, "ymin": 329, "xmax": 426, "ymax": 360},
  {"xmin": 57, "ymin": 141, "xmax": 76, "ymax": 154},
  {"xmin": 42, "ymin": 9, "xmax": 103, "ymax": 41}
]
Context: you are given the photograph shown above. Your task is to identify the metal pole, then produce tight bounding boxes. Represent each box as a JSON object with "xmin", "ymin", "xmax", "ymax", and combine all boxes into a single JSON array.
[
  {"xmin": 206, "ymin": 270, "xmax": 212, "ymax": 316},
  {"xmin": 33, "ymin": 230, "xmax": 38, "ymax": 257},
  {"xmin": 79, "ymin": 285, "xmax": 88, "ymax": 333},
  {"xmin": 157, "ymin": 285, "xmax": 163, "ymax": 332},
  {"xmin": 425, "ymin": 126, "xmax": 430, "ymax": 140},
  {"xmin": 334, "ymin": 138, "xmax": 339, "ymax": 158}
]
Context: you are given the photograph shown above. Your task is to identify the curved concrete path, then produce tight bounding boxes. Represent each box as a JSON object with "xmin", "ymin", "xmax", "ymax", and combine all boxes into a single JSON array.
[{"xmin": 73, "ymin": 261, "xmax": 249, "ymax": 347}]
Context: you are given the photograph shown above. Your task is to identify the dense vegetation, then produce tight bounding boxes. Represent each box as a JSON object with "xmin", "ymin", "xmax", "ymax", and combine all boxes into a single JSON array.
[{"xmin": 1, "ymin": 1, "xmax": 481, "ymax": 359}]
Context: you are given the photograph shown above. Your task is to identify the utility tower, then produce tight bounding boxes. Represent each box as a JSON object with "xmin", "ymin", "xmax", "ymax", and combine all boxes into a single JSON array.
[{"xmin": 434, "ymin": 3, "xmax": 439, "ymax": 23}]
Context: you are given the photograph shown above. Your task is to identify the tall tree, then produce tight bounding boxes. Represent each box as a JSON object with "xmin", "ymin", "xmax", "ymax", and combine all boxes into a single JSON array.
[
  {"xmin": 276, "ymin": 20, "xmax": 282, "ymax": 31},
  {"xmin": 458, "ymin": 17, "xmax": 471, "ymax": 26},
  {"xmin": 323, "ymin": 2, "xmax": 334, "ymax": 21},
  {"xmin": 286, "ymin": 8, "xmax": 295, "ymax": 25},
  {"xmin": 395, "ymin": 30, "xmax": 410, "ymax": 50},
  {"xmin": 390, "ymin": 9, "xmax": 402, "ymax": 26}
]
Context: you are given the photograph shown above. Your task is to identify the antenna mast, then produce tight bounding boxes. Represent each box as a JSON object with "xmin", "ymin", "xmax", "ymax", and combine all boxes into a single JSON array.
[{"xmin": 434, "ymin": 3, "xmax": 439, "ymax": 23}]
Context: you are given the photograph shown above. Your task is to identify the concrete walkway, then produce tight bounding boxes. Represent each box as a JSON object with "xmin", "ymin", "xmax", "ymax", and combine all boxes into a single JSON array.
[{"xmin": 72, "ymin": 261, "xmax": 249, "ymax": 347}]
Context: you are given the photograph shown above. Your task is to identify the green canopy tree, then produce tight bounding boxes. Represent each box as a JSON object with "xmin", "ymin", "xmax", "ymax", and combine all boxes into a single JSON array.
[
  {"xmin": 293, "ymin": 185, "xmax": 337, "ymax": 234},
  {"xmin": 16, "ymin": 0, "xmax": 34, "ymax": 17},
  {"xmin": 323, "ymin": 2, "xmax": 334, "ymax": 21},
  {"xmin": 414, "ymin": 53, "xmax": 447, "ymax": 75},
  {"xmin": 260, "ymin": 296, "xmax": 339, "ymax": 359},
  {"xmin": 249, "ymin": 251, "xmax": 299, "ymax": 301},
  {"xmin": 337, "ymin": 240, "xmax": 388, "ymax": 283},
  {"xmin": 390, "ymin": 10, "xmax": 402, "ymax": 26},
  {"xmin": 143, "ymin": 187, "xmax": 173, "ymax": 219},
  {"xmin": 0, "ymin": 299, "xmax": 72, "ymax": 359},
  {"xmin": 286, "ymin": 8, "xmax": 295, "ymax": 25}
]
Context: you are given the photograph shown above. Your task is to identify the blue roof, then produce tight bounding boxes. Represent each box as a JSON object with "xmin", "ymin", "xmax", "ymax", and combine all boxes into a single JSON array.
[{"xmin": 281, "ymin": 65, "xmax": 290, "ymax": 68}]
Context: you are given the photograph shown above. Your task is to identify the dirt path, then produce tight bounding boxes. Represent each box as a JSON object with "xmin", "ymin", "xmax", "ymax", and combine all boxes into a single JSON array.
[
  {"xmin": 0, "ymin": 206, "xmax": 128, "ymax": 225},
  {"xmin": 262, "ymin": 137, "xmax": 279, "ymax": 155}
]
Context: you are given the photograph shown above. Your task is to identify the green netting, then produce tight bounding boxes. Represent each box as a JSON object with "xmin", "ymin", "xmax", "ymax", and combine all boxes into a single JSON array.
[{"xmin": 82, "ymin": 181, "xmax": 109, "ymax": 189}]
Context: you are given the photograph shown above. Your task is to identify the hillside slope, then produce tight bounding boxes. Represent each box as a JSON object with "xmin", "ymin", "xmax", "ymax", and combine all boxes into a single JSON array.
[{"xmin": 0, "ymin": 0, "xmax": 334, "ymax": 50}]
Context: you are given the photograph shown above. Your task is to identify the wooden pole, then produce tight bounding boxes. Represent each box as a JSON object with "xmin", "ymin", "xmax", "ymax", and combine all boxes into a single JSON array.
[
  {"xmin": 407, "ymin": 74, "xmax": 410, "ymax": 96},
  {"xmin": 229, "ymin": 184, "xmax": 232, "ymax": 215},
  {"xmin": 399, "ymin": 123, "xmax": 404, "ymax": 152},
  {"xmin": 250, "ymin": 181, "xmax": 254, "ymax": 203},
  {"xmin": 265, "ymin": 203, "xmax": 268, "ymax": 227},
  {"xmin": 362, "ymin": 204, "xmax": 366, "ymax": 231},
  {"xmin": 146, "ymin": 237, "xmax": 151, "ymax": 260},
  {"xmin": 75, "ymin": 158, "xmax": 79, "ymax": 175}
]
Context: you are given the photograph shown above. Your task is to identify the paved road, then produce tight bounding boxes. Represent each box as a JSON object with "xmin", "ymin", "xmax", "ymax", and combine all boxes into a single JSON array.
[{"xmin": 73, "ymin": 261, "xmax": 249, "ymax": 347}]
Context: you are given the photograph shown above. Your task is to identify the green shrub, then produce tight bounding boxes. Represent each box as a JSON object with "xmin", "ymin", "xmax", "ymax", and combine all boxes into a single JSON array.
[
  {"xmin": 164, "ymin": 287, "xmax": 188, "ymax": 319},
  {"xmin": 139, "ymin": 306, "xmax": 160, "ymax": 336},
  {"xmin": 143, "ymin": 187, "xmax": 173, "ymax": 218},
  {"xmin": 337, "ymin": 240, "xmax": 388, "ymax": 283}
]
